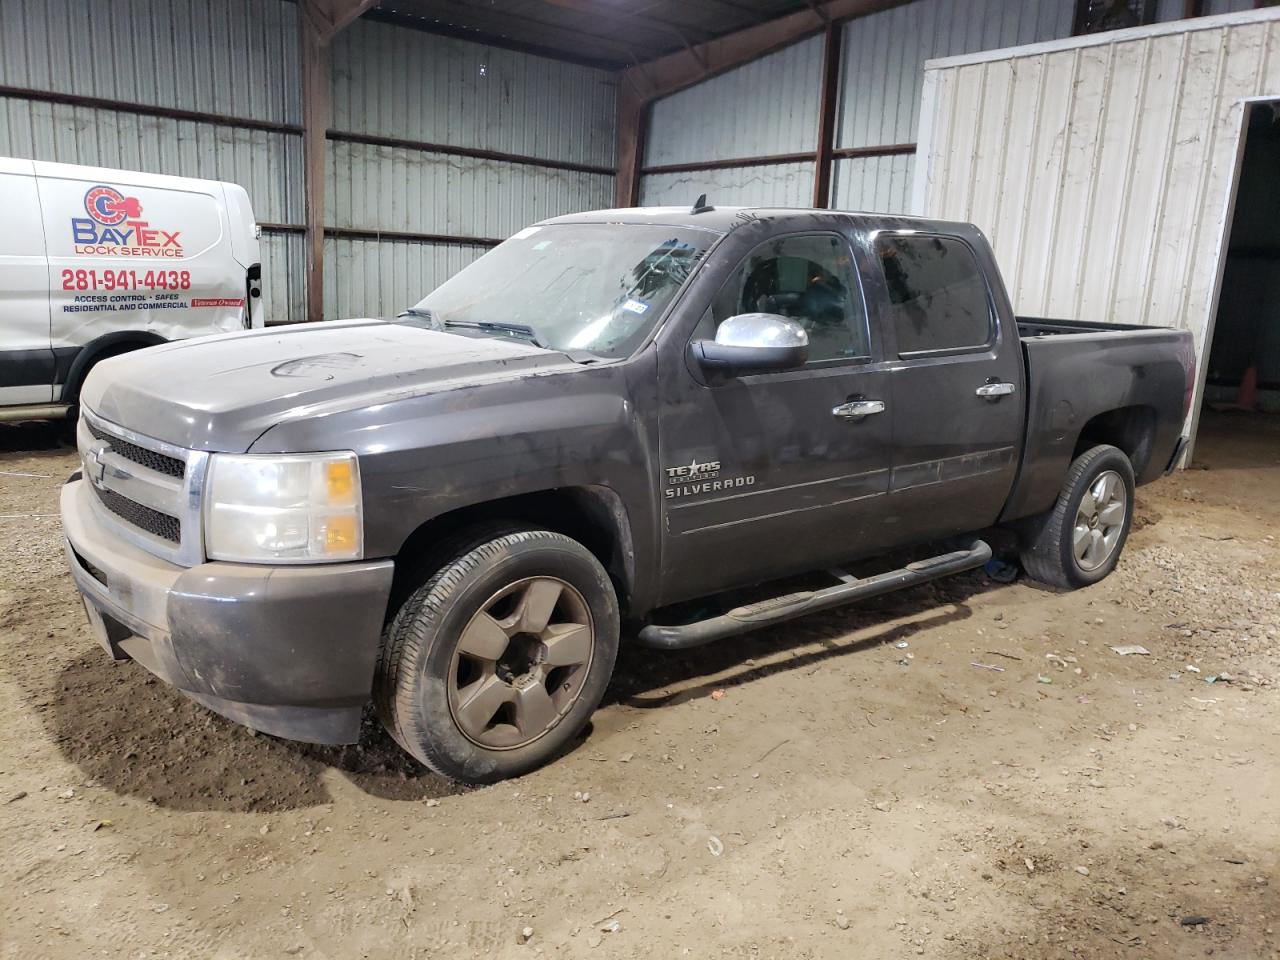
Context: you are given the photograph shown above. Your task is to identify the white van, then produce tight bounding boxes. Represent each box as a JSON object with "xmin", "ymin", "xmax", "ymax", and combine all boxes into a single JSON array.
[{"xmin": 0, "ymin": 157, "xmax": 263, "ymax": 421}]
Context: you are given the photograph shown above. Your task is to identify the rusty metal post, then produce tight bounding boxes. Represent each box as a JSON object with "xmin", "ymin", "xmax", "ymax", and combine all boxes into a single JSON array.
[
  {"xmin": 615, "ymin": 82, "xmax": 647, "ymax": 208},
  {"xmin": 299, "ymin": 0, "xmax": 375, "ymax": 323},
  {"xmin": 812, "ymin": 21, "xmax": 842, "ymax": 208}
]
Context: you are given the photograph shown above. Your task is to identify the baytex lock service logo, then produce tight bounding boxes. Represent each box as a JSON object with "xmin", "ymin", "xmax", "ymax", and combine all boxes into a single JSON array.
[{"xmin": 71, "ymin": 185, "xmax": 183, "ymax": 258}]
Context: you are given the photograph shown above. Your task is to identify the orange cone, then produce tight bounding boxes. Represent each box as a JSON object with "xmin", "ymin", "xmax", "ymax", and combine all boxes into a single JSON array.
[{"xmin": 1235, "ymin": 364, "xmax": 1259, "ymax": 411}]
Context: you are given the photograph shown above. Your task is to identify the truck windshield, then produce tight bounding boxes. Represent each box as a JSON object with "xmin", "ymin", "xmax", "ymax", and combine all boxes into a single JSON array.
[{"xmin": 404, "ymin": 223, "xmax": 714, "ymax": 359}]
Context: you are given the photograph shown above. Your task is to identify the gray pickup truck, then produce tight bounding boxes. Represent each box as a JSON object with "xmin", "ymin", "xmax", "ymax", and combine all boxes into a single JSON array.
[{"xmin": 61, "ymin": 205, "xmax": 1194, "ymax": 783}]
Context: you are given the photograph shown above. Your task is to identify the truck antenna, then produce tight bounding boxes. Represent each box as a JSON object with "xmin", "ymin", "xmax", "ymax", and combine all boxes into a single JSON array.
[{"xmin": 691, "ymin": 194, "xmax": 714, "ymax": 214}]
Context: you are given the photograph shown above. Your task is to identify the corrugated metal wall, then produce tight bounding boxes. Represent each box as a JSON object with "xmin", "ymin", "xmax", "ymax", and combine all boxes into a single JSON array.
[
  {"xmin": 0, "ymin": 0, "xmax": 306, "ymax": 319},
  {"xmin": 641, "ymin": 162, "xmax": 816, "ymax": 208},
  {"xmin": 639, "ymin": 0, "xmax": 1072, "ymax": 212},
  {"xmin": 914, "ymin": 9, "xmax": 1280, "ymax": 445},
  {"xmin": 832, "ymin": 0, "xmax": 1071, "ymax": 210},
  {"xmin": 0, "ymin": 0, "xmax": 618, "ymax": 323},
  {"xmin": 645, "ymin": 36, "xmax": 824, "ymax": 166},
  {"xmin": 326, "ymin": 19, "xmax": 618, "ymax": 319}
]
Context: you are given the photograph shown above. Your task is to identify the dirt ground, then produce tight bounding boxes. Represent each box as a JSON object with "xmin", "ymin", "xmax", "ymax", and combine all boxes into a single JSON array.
[{"xmin": 1, "ymin": 411, "xmax": 1278, "ymax": 960}]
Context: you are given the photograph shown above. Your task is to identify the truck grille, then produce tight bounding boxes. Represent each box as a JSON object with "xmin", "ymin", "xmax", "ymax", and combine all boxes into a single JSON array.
[
  {"xmin": 90, "ymin": 484, "xmax": 182, "ymax": 544},
  {"xmin": 86, "ymin": 420, "xmax": 185, "ymax": 479},
  {"xmin": 77, "ymin": 409, "xmax": 209, "ymax": 567}
]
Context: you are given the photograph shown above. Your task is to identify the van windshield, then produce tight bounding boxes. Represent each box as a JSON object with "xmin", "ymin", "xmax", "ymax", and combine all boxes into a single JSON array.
[{"xmin": 403, "ymin": 223, "xmax": 714, "ymax": 360}]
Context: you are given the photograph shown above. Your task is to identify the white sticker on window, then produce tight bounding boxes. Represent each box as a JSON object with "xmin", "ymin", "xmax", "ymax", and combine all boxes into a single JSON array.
[
  {"xmin": 510, "ymin": 226, "xmax": 542, "ymax": 241},
  {"xmin": 622, "ymin": 298, "xmax": 649, "ymax": 315}
]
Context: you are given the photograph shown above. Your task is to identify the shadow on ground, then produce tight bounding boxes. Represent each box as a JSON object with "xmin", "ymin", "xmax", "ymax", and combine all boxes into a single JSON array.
[{"xmin": 41, "ymin": 557, "xmax": 1010, "ymax": 812}]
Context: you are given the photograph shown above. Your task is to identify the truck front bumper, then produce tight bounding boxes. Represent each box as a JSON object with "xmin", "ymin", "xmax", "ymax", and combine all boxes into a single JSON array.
[{"xmin": 61, "ymin": 478, "xmax": 395, "ymax": 744}]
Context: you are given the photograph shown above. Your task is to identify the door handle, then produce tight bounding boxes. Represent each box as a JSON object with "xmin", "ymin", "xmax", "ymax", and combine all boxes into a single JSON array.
[
  {"xmin": 832, "ymin": 399, "xmax": 885, "ymax": 420},
  {"xmin": 975, "ymin": 382, "xmax": 1016, "ymax": 398}
]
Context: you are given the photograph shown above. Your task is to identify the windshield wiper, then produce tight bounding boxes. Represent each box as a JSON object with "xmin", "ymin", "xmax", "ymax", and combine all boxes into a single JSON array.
[{"xmin": 444, "ymin": 319, "xmax": 547, "ymax": 349}]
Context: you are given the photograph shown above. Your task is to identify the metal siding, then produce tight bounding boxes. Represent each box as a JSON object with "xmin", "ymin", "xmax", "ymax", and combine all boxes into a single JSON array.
[
  {"xmin": 330, "ymin": 19, "xmax": 618, "ymax": 168},
  {"xmin": 830, "ymin": 153, "xmax": 915, "ymax": 212},
  {"xmin": 260, "ymin": 231, "xmax": 306, "ymax": 326},
  {"xmin": 324, "ymin": 237, "xmax": 486, "ymax": 320},
  {"xmin": 639, "ymin": 163, "xmax": 817, "ymax": 208},
  {"xmin": 916, "ymin": 11, "xmax": 1280, "ymax": 446},
  {"xmin": 0, "ymin": 98, "xmax": 303, "ymax": 225},
  {"xmin": 836, "ymin": 0, "xmax": 1072, "ymax": 151},
  {"xmin": 0, "ymin": 0, "xmax": 301, "ymax": 124},
  {"xmin": 644, "ymin": 36, "xmax": 825, "ymax": 165},
  {"xmin": 1205, "ymin": 0, "xmax": 1253, "ymax": 14},
  {"xmin": 327, "ymin": 140, "xmax": 613, "ymax": 238}
]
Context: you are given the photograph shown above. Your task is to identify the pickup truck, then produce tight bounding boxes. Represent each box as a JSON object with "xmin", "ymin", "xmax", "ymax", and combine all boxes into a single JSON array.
[{"xmin": 61, "ymin": 205, "xmax": 1195, "ymax": 783}]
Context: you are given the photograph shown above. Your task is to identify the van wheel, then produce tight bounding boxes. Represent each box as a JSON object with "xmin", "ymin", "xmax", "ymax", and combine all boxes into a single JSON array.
[
  {"xmin": 375, "ymin": 528, "xmax": 619, "ymax": 783},
  {"xmin": 1019, "ymin": 444, "xmax": 1135, "ymax": 590}
]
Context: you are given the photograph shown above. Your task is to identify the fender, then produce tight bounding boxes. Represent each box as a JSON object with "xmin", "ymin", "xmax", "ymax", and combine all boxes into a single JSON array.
[{"xmin": 60, "ymin": 330, "xmax": 167, "ymax": 402}]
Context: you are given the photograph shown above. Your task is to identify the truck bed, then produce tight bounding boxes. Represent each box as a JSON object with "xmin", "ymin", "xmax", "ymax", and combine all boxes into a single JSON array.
[
  {"xmin": 1001, "ymin": 318, "xmax": 1193, "ymax": 523},
  {"xmin": 1016, "ymin": 316, "xmax": 1153, "ymax": 337}
]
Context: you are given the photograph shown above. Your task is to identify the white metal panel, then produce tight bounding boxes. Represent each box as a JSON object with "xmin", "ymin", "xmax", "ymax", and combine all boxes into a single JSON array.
[
  {"xmin": 326, "ymin": 141, "xmax": 613, "ymax": 239},
  {"xmin": 645, "ymin": 36, "xmax": 824, "ymax": 165},
  {"xmin": 324, "ymin": 237, "xmax": 485, "ymax": 320},
  {"xmin": 914, "ymin": 8, "xmax": 1280, "ymax": 451},
  {"xmin": 0, "ymin": 0, "xmax": 301, "ymax": 123},
  {"xmin": 639, "ymin": 163, "xmax": 817, "ymax": 208},
  {"xmin": 331, "ymin": 19, "xmax": 617, "ymax": 168}
]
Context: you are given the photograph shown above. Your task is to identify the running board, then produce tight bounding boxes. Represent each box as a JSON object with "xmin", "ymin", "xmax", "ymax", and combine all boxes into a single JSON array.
[
  {"xmin": 637, "ymin": 540, "xmax": 992, "ymax": 651},
  {"xmin": 0, "ymin": 403, "xmax": 72, "ymax": 423}
]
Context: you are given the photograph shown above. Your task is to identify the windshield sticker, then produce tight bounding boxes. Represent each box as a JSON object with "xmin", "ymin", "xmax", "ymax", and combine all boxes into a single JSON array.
[
  {"xmin": 510, "ymin": 226, "xmax": 542, "ymax": 241},
  {"xmin": 622, "ymin": 298, "xmax": 650, "ymax": 315},
  {"xmin": 532, "ymin": 240, "xmax": 552, "ymax": 251}
]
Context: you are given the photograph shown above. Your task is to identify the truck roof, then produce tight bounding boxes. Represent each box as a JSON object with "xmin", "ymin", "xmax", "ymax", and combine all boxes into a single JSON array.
[{"xmin": 542, "ymin": 205, "xmax": 976, "ymax": 237}]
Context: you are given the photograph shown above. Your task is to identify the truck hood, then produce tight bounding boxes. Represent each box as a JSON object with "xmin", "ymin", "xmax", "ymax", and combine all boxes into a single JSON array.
[{"xmin": 80, "ymin": 319, "xmax": 579, "ymax": 451}]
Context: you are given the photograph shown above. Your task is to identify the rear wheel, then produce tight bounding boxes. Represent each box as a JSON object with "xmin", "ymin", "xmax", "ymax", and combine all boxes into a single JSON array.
[
  {"xmin": 1019, "ymin": 444, "xmax": 1135, "ymax": 590},
  {"xmin": 375, "ymin": 528, "xmax": 619, "ymax": 783}
]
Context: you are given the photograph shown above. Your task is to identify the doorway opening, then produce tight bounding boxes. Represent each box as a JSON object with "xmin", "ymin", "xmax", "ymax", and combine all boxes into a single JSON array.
[{"xmin": 1195, "ymin": 99, "xmax": 1280, "ymax": 472}]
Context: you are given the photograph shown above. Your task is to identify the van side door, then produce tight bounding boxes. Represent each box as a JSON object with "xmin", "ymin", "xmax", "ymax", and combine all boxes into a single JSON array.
[
  {"xmin": 35, "ymin": 165, "xmax": 249, "ymax": 373},
  {"xmin": 0, "ymin": 159, "xmax": 52, "ymax": 406},
  {"xmin": 868, "ymin": 230, "xmax": 1024, "ymax": 542}
]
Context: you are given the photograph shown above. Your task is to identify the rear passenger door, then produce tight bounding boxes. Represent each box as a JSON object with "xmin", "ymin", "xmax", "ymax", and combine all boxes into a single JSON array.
[
  {"xmin": 869, "ymin": 231, "xmax": 1023, "ymax": 542},
  {"xmin": 0, "ymin": 159, "xmax": 52, "ymax": 405}
]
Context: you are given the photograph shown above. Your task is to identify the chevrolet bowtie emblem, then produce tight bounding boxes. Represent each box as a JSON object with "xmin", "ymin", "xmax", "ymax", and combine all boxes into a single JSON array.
[{"xmin": 85, "ymin": 439, "xmax": 110, "ymax": 488}]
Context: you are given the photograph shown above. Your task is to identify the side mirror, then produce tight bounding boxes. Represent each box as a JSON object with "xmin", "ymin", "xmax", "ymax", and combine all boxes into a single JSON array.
[{"xmin": 691, "ymin": 313, "xmax": 809, "ymax": 375}]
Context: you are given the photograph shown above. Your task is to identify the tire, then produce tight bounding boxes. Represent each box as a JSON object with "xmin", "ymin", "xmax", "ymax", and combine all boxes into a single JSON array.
[
  {"xmin": 375, "ymin": 527, "xmax": 620, "ymax": 783},
  {"xmin": 1019, "ymin": 444, "xmax": 1135, "ymax": 590}
]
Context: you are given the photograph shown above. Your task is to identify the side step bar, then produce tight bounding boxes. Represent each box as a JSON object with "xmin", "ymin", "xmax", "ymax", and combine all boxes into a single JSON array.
[
  {"xmin": 637, "ymin": 540, "xmax": 992, "ymax": 651},
  {"xmin": 0, "ymin": 403, "xmax": 72, "ymax": 423}
]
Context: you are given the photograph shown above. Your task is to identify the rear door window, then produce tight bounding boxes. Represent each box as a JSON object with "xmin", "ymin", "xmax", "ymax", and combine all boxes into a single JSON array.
[{"xmin": 875, "ymin": 235, "xmax": 992, "ymax": 356}]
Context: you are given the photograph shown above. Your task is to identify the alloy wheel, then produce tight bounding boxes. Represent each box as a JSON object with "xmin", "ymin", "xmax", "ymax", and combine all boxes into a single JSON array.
[
  {"xmin": 1073, "ymin": 470, "xmax": 1127, "ymax": 572},
  {"xmin": 446, "ymin": 576, "xmax": 594, "ymax": 749}
]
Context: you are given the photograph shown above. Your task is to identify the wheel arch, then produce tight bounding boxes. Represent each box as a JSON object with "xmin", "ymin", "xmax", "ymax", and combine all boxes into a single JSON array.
[
  {"xmin": 1071, "ymin": 405, "xmax": 1157, "ymax": 479},
  {"xmin": 386, "ymin": 485, "xmax": 636, "ymax": 623},
  {"xmin": 59, "ymin": 330, "xmax": 167, "ymax": 403}
]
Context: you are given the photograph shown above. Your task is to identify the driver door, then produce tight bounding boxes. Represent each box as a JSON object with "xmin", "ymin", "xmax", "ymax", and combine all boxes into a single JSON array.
[{"xmin": 655, "ymin": 230, "xmax": 897, "ymax": 605}]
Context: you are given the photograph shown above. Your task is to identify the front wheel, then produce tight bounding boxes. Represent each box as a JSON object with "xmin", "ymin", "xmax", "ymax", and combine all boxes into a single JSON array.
[
  {"xmin": 1019, "ymin": 444, "xmax": 1135, "ymax": 590},
  {"xmin": 375, "ymin": 528, "xmax": 619, "ymax": 783}
]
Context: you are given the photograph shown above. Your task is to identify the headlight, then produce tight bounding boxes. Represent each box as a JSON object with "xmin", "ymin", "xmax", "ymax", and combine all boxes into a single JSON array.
[{"xmin": 204, "ymin": 452, "xmax": 363, "ymax": 563}]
